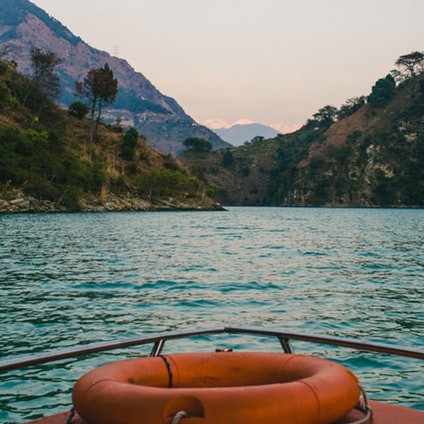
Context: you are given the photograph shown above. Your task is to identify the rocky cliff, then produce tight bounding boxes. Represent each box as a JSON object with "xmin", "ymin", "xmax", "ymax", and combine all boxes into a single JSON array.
[{"xmin": 285, "ymin": 77, "xmax": 423, "ymax": 207}]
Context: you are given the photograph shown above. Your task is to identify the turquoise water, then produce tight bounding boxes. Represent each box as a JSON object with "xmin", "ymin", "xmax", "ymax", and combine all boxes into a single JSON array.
[{"xmin": 0, "ymin": 207, "xmax": 423, "ymax": 421}]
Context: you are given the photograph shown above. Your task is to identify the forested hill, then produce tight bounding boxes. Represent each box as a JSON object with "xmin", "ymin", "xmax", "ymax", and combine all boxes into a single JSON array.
[
  {"xmin": 180, "ymin": 52, "xmax": 424, "ymax": 207},
  {"xmin": 0, "ymin": 0, "xmax": 228, "ymax": 155},
  {"xmin": 0, "ymin": 59, "xmax": 222, "ymax": 212}
]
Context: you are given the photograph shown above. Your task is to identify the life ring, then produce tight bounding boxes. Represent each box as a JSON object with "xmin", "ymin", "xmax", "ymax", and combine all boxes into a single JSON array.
[{"xmin": 72, "ymin": 351, "xmax": 360, "ymax": 424}]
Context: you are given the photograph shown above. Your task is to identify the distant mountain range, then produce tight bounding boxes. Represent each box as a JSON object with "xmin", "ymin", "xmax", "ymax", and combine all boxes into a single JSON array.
[
  {"xmin": 213, "ymin": 123, "xmax": 278, "ymax": 146},
  {"xmin": 0, "ymin": 0, "xmax": 228, "ymax": 155}
]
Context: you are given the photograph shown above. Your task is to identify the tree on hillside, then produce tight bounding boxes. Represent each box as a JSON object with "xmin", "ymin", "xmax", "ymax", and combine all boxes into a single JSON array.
[
  {"xmin": 306, "ymin": 105, "xmax": 338, "ymax": 130},
  {"xmin": 76, "ymin": 63, "xmax": 118, "ymax": 149},
  {"xmin": 337, "ymin": 97, "xmax": 366, "ymax": 120},
  {"xmin": 222, "ymin": 149, "xmax": 235, "ymax": 168},
  {"xmin": 183, "ymin": 137, "xmax": 213, "ymax": 152},
  {"xmin": 23, "ymin": 48, "xmax": 62, "ymax": 110},
  {"xmin": 121, "ymin": 127, "xmax": 139, "ymax": 160},
  {"xmin": 68, "ymin": 101, "xmax": 89, "ymax": 120},
  {"xmin": 367, "ymin": 74, "xmax": 396, "ymax": 108},
  {"xmin": 395, "ymin": 51, "xmax": 424, "ymax": 80},
  {"xmin": 30, "ymin": 47, "xmax": 62, "ymax": 100}
]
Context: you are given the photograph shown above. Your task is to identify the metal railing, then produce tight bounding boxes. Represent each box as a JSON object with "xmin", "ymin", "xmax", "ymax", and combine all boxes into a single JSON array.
[{"xmin": 1, "ymin": 326, "xmax": 423, "ymax": 373}]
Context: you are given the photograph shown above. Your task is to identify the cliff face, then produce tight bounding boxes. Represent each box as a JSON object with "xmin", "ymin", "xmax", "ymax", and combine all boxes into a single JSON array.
[
  {"xmin": 0, "ymin": 0, "xmax": 227, "ymax": 155},
  {"xmin": 286, "ymin": 77, "xmax": 424, "ymax": 207},
  {"xmin": 181, "ymin": 73, "xmax": 424, "ymax": 207}
]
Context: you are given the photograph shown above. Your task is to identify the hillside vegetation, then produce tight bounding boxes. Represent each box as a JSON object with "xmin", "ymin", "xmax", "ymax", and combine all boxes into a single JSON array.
[
  {"xmin": 181, "ymin": 53, "xmax": 424, "ymax": 207},
  {"xmin": 0, "ymin": 59, "xmax": 222, "ymax": 212}
]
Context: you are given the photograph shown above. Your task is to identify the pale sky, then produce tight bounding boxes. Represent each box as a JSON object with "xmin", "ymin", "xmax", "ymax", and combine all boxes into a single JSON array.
[{"xmin": 32, "ymin": 0, "xmax": 424, "ymax": 132}]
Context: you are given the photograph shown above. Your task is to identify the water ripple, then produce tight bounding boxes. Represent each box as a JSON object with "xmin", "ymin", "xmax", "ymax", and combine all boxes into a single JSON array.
[{"xmin": 0, "ymin": 208, "xmax": 423, "ymax": 421}]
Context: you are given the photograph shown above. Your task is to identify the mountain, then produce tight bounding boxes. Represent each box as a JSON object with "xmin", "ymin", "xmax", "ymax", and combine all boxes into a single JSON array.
[
  {"xmin": 213, "ymin": 123, "xmax": 278, "ymax": 146},
  {"xmin": 0, "ymin": 0, "xmax": 228, "ymax": 155},
  {"xmin": 181, "ymin": 68, "xmax": 424, "ymax": 207},
  {"xmin": 0, "ymin": 57, "xmax": 223, "ymax": 212}
]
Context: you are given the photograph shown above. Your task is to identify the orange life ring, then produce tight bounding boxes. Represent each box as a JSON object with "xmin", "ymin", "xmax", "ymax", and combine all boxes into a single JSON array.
[{"xmin": 72, "ymin": 352, "xmax": 360, "ymax": 424}]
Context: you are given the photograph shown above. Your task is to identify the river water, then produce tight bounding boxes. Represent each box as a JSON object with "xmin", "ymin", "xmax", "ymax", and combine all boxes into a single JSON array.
[{"xmin": 0, "ymin": 207, "xmax": 423, "ymax": 421}]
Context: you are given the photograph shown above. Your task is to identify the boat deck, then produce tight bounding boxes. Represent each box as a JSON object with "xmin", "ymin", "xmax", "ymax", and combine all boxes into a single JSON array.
[{"xmin": 25, "ymin": 401, "xmax": 424, "ymax": 424}]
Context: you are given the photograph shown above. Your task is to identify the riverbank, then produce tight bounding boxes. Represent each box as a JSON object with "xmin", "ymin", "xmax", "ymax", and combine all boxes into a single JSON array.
[{"xmin": 0, "ymin": 190, "xmax": 224, "ymax": 213}]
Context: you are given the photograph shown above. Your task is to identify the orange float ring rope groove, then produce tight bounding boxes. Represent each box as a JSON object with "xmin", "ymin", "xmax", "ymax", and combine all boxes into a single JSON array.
[{"xmin": 72, "ymin": 351, "xmax": 361, "ymax": 424}]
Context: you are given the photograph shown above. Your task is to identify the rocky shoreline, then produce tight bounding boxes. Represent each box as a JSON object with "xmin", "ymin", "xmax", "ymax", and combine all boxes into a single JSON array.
[{"xmin": 0, "ymin": 191, "xmax": 225, "ymax": 213}]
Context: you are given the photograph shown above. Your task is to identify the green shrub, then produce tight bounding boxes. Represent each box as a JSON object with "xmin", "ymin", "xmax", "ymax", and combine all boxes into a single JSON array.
[
  {"xmin": 23, "ymin": 174, "xmax": 59, "ymax": 200},
  {"xmin": 121, "ymin": 127, "xmax": 139, "ymax": 160},
  {"xmin": 137, "ymin": 169, "xmax": 196, "ymax": 198},
  {"xmin": 0, "ymin": 80, "xmax": 11, "ymax": 105},
  {"xmin": 111, "ymin": 174, "xmax": 128, "ymax": 194},
  {"xmin": 0, "ymin": 61, "xmax": 8, "ymax": 75},
  {"xmin": 68, "ymin": 101, "xmax": 89, "ymax": 120},
  {"xmin": 222, "ymin": 150, "xmax": 234, "ymax": 167},
  {"xmin": 25, "ymin": 128, "xmax": 49, "ymax": 143},
  {"xmin": 367, "ymin": 74, "xmax": 396, "ymax": 108},
  {"xmin": 79, "ymin": 161, "xmax": 106, "ymax": 194},
  {"xmin": 60, "ymin": 186, "xmax": 83, "ymax": 211}
]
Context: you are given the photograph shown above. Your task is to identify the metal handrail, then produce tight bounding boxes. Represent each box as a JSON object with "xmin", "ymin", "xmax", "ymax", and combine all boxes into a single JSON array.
[{"xmin": 0, "ymin": 326, "xmax": 423, "ymax": 373}]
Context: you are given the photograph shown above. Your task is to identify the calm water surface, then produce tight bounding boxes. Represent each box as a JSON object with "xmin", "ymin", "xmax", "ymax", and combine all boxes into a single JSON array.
[{"xmin": 0, "ymin": 207, "xmax": 423, "ymax": 421}]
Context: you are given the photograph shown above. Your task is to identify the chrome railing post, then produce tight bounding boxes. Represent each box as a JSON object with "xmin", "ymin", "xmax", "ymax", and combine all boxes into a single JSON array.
[
  {"xmin": 150, "ymin": 338, "xmax": 166, "ymax": 357},
  {"xmin": 279, "ymin": 337, "xmax": 294, "ymax": 353}
]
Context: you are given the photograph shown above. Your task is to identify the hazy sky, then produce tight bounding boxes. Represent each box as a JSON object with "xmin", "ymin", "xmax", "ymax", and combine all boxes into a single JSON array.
[{"xmin": 32, "ymin": 0, "xmax": 424, "ymax": 132}]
